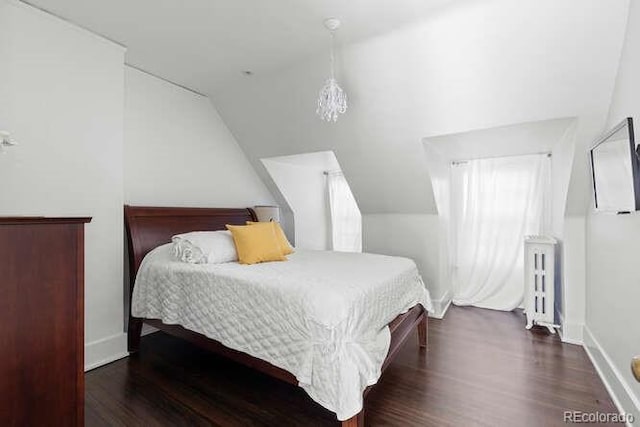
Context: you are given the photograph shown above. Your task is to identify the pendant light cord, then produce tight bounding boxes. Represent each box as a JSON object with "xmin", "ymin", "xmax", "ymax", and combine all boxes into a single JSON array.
[{"xmin": 330, "ymin": 31, "xmax": 336, "ymax": 79}]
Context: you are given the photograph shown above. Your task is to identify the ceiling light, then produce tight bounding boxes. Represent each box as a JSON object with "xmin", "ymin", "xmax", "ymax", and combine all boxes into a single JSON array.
[{"xmin": 316, "ymin": 18, "xmax": 347, "ymax": 123}]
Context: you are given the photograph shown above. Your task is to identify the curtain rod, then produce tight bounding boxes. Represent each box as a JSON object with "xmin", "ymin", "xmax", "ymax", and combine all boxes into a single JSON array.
[
  {"xmin": 323, "ymin": 170, "xmax": 343, "ymax": 175},
  {"xmin": 451, "ymin": 152, "xmax": 552, "ymax": 165}
]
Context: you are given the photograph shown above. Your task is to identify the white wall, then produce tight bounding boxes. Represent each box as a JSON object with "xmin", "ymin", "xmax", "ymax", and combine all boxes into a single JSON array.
[
  {"xmin": 261, "ymin": 151, "xmax": 342, "ymax": 249},
  {"xmin": 124, "ymin": 66, "xmax": 273, "ymax": 207},
  {"xmin": 214, "ymin": 0, "xmax": 627, "ymax": 217},
  {"xmin": 262, "ymin": 160, "xmax": 329, "ymax": 249},
  {"xmin": 363, "ymin": 214, "xmax": 445, "ymax": 316},
  {"xmin": 0, "ymin": 1, "xmax": 127, "ymax": 369},
  {"xmin": 0, "ymin": 3, "xmax": 275, "ymax": 370},
  {"xmin": 561, "ymin": 216, "xmax": 586, "ymax": 343},
  {"xmin": 421, "ymin": 142, "xmax": 452, "ymax": 311},
  {"xmin": 584, "ymin": 0, "xmax": 640, "ymax": 419},
  {"xmin": 551, "ymin": 123, "xmax": 579, "ymax": 236}
]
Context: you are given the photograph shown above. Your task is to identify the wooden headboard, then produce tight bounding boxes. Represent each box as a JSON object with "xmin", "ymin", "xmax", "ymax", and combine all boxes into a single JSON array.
[{"xmin": 124, "ymin": 205, "xmax": 256, "ymax": 286}]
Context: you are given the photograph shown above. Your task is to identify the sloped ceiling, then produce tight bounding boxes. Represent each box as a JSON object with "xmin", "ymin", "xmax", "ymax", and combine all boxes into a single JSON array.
[
  {"xmin": 213, "ymin": 0, "xmax": 629, "ymax": 215},
  {"xmin": 423, "ymin": 118, "xmax": 574, "ymax": 161},
  {"xmin": 22, "ymin": 0, "xmax": 630, "ymax": 216},
  {"xmin": 22, "ymin": 0, "xmax": 459, "ymax": 93}
]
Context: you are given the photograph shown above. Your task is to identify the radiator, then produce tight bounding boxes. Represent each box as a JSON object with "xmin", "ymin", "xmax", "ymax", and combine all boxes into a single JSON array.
[{"xmin": 524, "ymin": 236, "xmax": 558, "ymax": 333}]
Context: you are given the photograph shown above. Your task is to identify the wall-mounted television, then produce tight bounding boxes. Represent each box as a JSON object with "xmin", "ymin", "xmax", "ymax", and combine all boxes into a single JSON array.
[{"xmin": 590, "ymin": 117, "xmax": 640, "ymax": 213}]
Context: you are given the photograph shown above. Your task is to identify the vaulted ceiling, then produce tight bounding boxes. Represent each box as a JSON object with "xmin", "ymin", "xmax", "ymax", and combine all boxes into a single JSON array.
[
  {"xmin": 212, "ymin": 0, "xmax": 630, "ymax": 215},
  {"xmin": 24, "ymin": 0, "xmax": 631, "ymax": 217},
  {"xmin": 24, "ymin": 0, "xmax": 458, "ymax": 93}
]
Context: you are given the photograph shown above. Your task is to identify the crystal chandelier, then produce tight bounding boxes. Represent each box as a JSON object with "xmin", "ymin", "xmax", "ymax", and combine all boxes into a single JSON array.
[{"xmin": 316, "ymin": 18, "xmax": 347, "ymax": 122}]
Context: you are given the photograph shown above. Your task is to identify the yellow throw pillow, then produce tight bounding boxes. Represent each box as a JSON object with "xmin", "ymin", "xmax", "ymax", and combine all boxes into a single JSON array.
[
  {"xmin": 246, "ymin": 221, "xmax": 294, "ymax": 256},
  {"xmin": 226, "ymin": 223, "xmax": 287, "ymax": 265}
]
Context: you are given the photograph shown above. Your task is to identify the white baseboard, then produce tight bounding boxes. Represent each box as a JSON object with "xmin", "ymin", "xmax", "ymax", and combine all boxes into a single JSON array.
[
  {"xmin": 84, "ymin": 332, "xmax": 129, "ymax": 371},
  {"xmin": 558, "ymin": 313, "xmax": 584, "ymax": 345},
  {"xmin": 583, "ymin": 326, "xmax": 640, "ymax": 426},
  {"xmin": 85, "ymin": 326, "xmax": 157, "ymax": 371},
  {"xmin": 429, "ymin": 290, "xmax": 452, "ymax": 319}
]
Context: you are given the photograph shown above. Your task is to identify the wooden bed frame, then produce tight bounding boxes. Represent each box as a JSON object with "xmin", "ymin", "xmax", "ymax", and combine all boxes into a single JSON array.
[{"xmin": 124, "ymin": 205, "xmax": 428, "ymax": 427}]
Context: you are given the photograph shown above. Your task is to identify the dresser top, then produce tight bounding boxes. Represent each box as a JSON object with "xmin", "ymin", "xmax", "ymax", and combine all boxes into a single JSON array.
[{"xmin": 0, "ymin": 217, "xmax": 92, "ymax": 225}]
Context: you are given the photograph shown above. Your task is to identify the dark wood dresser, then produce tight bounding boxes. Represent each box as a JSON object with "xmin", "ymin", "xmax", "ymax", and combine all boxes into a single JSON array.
[{"xmin": 0, "ymin": 217, "xmax": 91, "ymax": 426}]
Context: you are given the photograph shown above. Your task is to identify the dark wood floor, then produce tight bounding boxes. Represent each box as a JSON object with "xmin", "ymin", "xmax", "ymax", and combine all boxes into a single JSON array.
[{"xmin": 86, "ymin": 307, "xmax": 617, "ymax": 426}]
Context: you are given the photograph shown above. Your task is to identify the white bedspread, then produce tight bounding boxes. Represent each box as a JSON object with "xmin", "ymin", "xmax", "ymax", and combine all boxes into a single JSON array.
[{"xmin": 132, "ymin": 245, "xmax": 432, "ymax": 420}]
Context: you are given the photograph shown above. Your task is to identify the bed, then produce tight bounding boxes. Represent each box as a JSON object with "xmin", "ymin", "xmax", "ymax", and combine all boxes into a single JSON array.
[{"xmin": 125, "ymin": 205, "xmax": 431, "ymax": 426}]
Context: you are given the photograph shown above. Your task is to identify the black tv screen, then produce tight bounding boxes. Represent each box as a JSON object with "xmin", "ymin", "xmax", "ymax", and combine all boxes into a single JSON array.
[{"xmin": 590, "ymin": 117, "xmax": 640, "ymax": 213}]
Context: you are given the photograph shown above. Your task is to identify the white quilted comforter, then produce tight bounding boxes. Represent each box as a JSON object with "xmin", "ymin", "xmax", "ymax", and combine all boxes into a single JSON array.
[{"xmin": 132, "ymin": 245, "xmax": 432, "ymax": 420}]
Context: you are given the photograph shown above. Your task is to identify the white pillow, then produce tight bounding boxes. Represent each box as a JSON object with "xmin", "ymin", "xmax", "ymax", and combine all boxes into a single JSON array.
[{"xmin": 172, "ymin": 230, "xmax": 238, "ymax": 264}]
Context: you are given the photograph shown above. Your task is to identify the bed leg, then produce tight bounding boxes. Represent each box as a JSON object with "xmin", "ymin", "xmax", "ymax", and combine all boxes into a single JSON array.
[
  {"xmin": 418, "ymin": 313, "xmax": 428, "ymax": 349},
  {"xmin": 128, "ymin": 317, "xmax": 143, "ymax": 353},
  {"xmin": 342, "ymin": 409, "xmax": 364, "ymax": 427}
]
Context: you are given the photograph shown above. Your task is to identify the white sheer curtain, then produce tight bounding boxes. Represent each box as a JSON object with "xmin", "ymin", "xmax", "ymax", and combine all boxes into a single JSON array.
[
  {"xmin": 327, "ymin": 171, "xmax": 362, "ymax": 252},
  {"xmin": 450, "ymin": 154, "xmax": 550, "ymax": 311}
]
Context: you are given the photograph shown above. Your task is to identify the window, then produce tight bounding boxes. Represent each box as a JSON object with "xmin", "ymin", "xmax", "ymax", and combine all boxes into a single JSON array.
[
  {"xmin": 327, "ymin": 171, "xmax": 362, "ymax": 252},
  {"xmin": 450, "ymin": 153, "xmax": 551, "ymax": 310}
]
